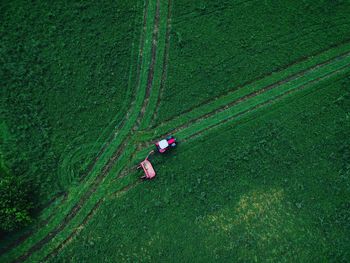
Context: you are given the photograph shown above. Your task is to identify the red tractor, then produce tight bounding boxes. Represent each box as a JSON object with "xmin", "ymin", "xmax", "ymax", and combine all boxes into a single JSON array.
[{"xmin": 155, "ymin": 135, "xmax": 177, "ymax": 153}]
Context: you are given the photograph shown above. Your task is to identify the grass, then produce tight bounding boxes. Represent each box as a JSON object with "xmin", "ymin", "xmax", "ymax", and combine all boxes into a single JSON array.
[
  {"xmin": 154, "ymin": 0, "xmax": 350, "ymax": 123},
  {"xmin": 1, "ymin": 0, "xmax": 350, "ymax": 262},
  {"xmin": 50, "ymin": 71, "xmax": 350, "ymax": 262}
]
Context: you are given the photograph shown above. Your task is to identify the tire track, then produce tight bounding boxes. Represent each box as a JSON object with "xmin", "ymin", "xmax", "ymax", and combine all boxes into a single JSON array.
[
  {"xmin": 42, "ymin": 180, "xmax": 142, "ymax": 262},
  {"xmin": 12, "ymin": 0, "xmax": 163, "ymax": 262},
  {"xmin": 111, "ymin": 181, "xmax": 142, "ymax": 197},
  {"xmin": 2, "ymin": 1, "xmax": 149, "ymax": 259},
  {"xmin": 182, "ymin": 64, "xmax": 350, "ymax": 142},
  {"xmin": 21, "ymin": 27, "xmax": 350, "ymax": 263},
  {"xmin": 2, "ymin": 1, "xmax": 148, "ymax": 256},
  {"xmin": 13, "ymin": 144, "xmax": 127, "ymax": 263},
  {"xmin": 134, "ymin": 0, "xmax": 161, "ymax": 131},
  {"xmin": 81, "ymin": 64, "xmax": 350, "ymax": 263},
  {"xmin": 150, "ymin": 0, "xmax": 173, "ymax": 128},
  {"xmin": 95, "ymin": 62, "xmax": 350, "ymax": 226},
  {"xmin": 124, "ymin": 49, "xmax": 350, "ymax": 172},
  {"xmin": 41, "ymin": 198, "xmax": 103, "ymax": 263}
]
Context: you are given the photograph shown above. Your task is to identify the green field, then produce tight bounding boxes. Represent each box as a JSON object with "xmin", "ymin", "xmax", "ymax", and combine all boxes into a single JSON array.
[{"xmin": 1, "ymin": 0, "xmax": 349, "ymax": 262}]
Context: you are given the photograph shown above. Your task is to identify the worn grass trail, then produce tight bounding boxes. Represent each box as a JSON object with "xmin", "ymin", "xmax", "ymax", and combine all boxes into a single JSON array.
[{"xmin": 139, "ymin": 0, "xmax": 173, "ymax": 129}]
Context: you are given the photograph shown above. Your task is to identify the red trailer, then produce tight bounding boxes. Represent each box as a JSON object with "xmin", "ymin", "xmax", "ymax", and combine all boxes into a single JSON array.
[{"xmin": 138, "ymin": 151, "xmax": 156, "ymax": 179}]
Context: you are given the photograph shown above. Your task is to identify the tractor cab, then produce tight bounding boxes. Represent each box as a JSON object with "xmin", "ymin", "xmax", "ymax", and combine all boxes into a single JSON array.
[{"xmin": 155, "ymin": 136, "xmax": 177, "ymax": 153}]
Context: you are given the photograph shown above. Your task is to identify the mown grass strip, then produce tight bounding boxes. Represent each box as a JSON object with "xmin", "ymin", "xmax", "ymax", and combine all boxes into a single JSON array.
[
  {"xmin": 192, "ymin": 67, "xmax": 350, "ymax": 147},
  {"xmin": 140, "ymin": 42, "xmax": 350, "ymax": 140},
  {"xmin": 138, "ymin": 0, "xmax": 170, "ymax": 129},
  {"xmin": 54, "ymin": 64, "xmax": 350, "ymax": 261},
  {"xmin": 5, "ymin": 6, "xmax": 350, "ymax": 262},
  {"xmin": 119, "ymin": 63, "xmax": 350, "ymax": 193},
  {"xmin": 150, "ymin": 0, "xmax": 173, "ymax": 128},
  {"xmin": 133, "ymin": 0, "xmax": 162, "ymax": 130},
  {"xmin": 176, "ymin": 56, "xmax": 350, "ymax": 140}
]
